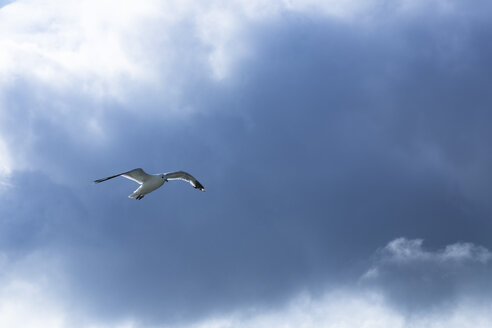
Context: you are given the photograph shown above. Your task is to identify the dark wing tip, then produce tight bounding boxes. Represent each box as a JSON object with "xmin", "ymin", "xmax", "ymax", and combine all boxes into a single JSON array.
[
  {"xmin": 94, "ymin": 176, "xmax": 112, "ymax": 183},
  {"xmin": 194, "ymin": 181, "xmax": 205, "ymax": 191},
  {"xmin": 93, "ymin": 173, "xmax": 122, "ymax": 184}
]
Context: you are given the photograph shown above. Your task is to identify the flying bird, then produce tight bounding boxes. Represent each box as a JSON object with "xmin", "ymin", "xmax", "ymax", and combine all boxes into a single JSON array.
[{"xmin": 94, "ymin": 168, "xmax": 205, "ymax": 200}]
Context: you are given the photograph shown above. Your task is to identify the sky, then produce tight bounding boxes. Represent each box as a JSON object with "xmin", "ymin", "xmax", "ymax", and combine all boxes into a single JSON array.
[{"xmin": 1, "ymin": 0, "xmax": 492, "ymax": 327}]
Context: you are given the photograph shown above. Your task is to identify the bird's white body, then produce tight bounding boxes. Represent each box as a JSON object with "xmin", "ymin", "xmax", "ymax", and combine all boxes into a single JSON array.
[
  {"xmin": 129, "ymin": 174, "xmax": 165, "ymax": 199},
  {"xmin": 94, "ymin": 168, "xmax": 205, "ymax": 200}
]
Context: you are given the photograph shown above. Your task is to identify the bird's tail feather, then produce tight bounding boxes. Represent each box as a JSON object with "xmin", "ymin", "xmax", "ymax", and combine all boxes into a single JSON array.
[{"xmin": 129, "ymin": 186, "xmax": 142, "ymax": 199}]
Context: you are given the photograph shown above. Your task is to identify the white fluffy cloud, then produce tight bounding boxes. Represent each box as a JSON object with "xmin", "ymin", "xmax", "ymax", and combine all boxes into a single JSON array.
[
  {"xmin": 377, "ymin": 237, "xmax": 491, "ymax": 264},
  {"xmin": 181, "ymin": 292, "xmax": 492, "ymax": 328},
  {"xmin": 363, "ymin": 237, "xmax": 492, "ymax": 280},
  {"xmin": 0, "ymin": 0, "xmax": 172, "ymax": 99},
  {"xmin": 3, "ymin": 276, "xmax": 492, "ymax": 328},
  {"xmin": 0, "ymin": 279, "xmax": 65, "ymax": 328},
  {"xmin": 4, "ymin": 286, "xmax": 491, "ymax": 328},
  {"xmin": 0, "ymin": 250, "xmax": 67, "ymax": 328},
  {"xmin": 0, "ymin": 137, "xmax": 12, "ymax": 178},
  {"xmin": 0, "ymin": 0, "xmax": 463, "ymax": 96},
  {"xmin": 0, "ymin": 0, "xmax": 272, "ymax": 97},
  {"xmin": 183, "ymin": 291, "xmax": 404, "ymax": 328}
]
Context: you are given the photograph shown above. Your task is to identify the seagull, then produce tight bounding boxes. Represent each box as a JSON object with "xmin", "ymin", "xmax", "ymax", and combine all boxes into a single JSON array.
[{"xmin": 94, "ymin": 168, "xmax": 205, "ymax": 200}]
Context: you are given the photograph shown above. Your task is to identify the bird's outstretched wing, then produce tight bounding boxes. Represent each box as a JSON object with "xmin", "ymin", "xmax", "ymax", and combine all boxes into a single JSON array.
[
  {"xmin": 94, "ymin": 168, "xmax": 151, "ymax": 184},
  {"xmin": 164, "ymin": 171, "xmax": 205, "ymax": 191}
]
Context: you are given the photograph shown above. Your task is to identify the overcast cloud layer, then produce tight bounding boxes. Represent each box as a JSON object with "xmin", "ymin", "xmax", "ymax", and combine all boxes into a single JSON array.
[{"xmin": 1, "ymin": 0, "xmax": 492, "ymax": 327}]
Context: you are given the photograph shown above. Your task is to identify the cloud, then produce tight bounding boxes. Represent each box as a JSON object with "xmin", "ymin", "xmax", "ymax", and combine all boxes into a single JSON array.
[
  {"xmin": 0, "ymin": 0, "xmax": 275, "ymax": 97},
  {"xmin": 361, "ymin": 238, "xmax": 492, "ymax": 311},
  {"xmin": 372, "ymin": 237, "xmax": 492, "ymax": 264},
  {"xmin": 1, "ymin": 0, "xmax": 492, "ymax": 327},
  {"xmin": 183, "ymin": 291, "xmax": 403, "ymax": 328},
  {"xmin": 173, "ymin": 238, "xmax": 492, "ymax": 328},
  {"xmin": 0, "ymin": 271, "xmax": 136, "ymax": 328},
  {"xmin": 0, "ymin": 137, "xmax": 12, "ymax": 176},
  {"xmin": 0, "ymin": 249, "xmax": 67, "ymax": 328},
  {"xmin": 0, "ymin": 0, "xmax": 147, "ymax": 95},
  {"xmin": 180, "ymin": 290, "xmax": 492, "ymax": 328},
  {"xmin": 0, "ymin": 234, "xmax": 491, "ymax": 328},
  {"xmin": 2, "ymin": 0, "xmax": 492, "ymax": 180},
  {"xmin": 1, "ymin": 0, "xmax": 484, "ymax": 98},
  {"xmin": 0, "ymin": 274, "xmax": 492, "ymax": 328},
  {"xmin": 0, "ymin": 279, "xmax": 64, "ymax": 328}
]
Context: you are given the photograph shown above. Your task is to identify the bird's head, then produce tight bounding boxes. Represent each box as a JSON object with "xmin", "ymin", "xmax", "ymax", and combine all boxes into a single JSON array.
[{"xmin": 160, "ymin": 174, "xmax": 168, "ymax": 182}]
